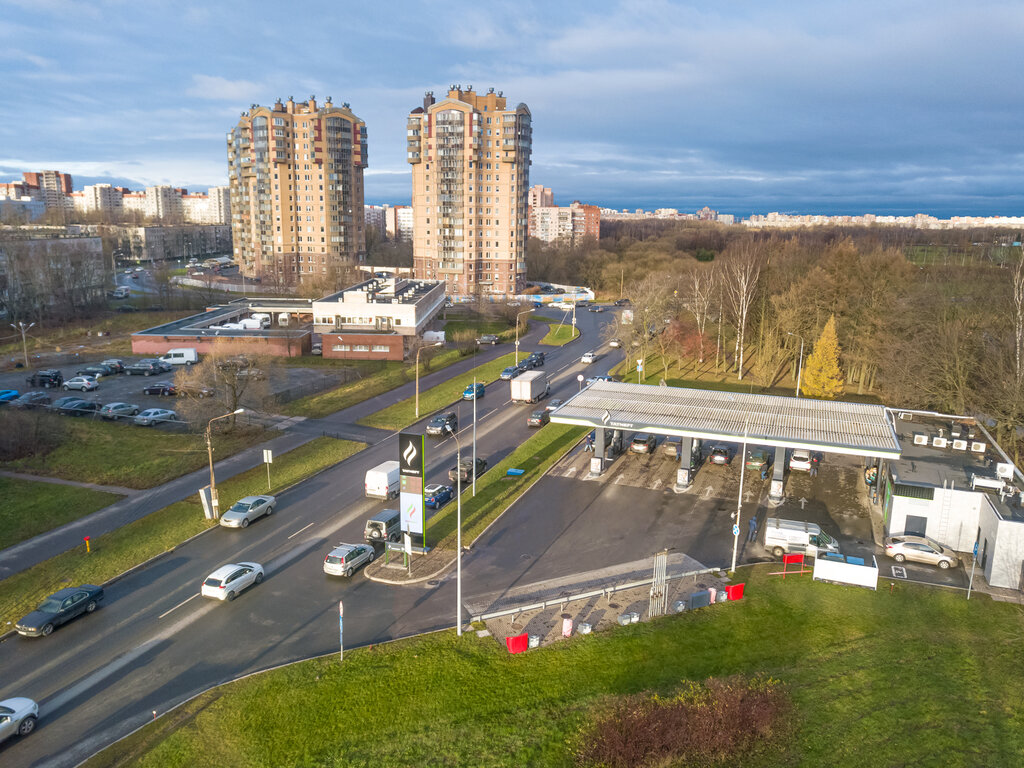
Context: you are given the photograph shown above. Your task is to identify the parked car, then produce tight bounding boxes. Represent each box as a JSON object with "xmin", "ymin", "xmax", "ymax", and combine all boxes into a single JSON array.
[
  {"xmin": 51, "ymin": 395, "xmax": 84, "ymax": 412},
  {"xmin": 134, "ymin": 408, "xmax": 178, "ymax": 426},
  {"xmin": 142, "ymin": 381, "xmax": 177, "ymax": 396},
  {"xmin": 662, "ymin": 435, "xmax": 682, "ymax": 459},
  {"xmin": 201, "ymin": 562, "xmax": 264, "ymax": 601},
  {"xmin": 630, "ymin": 432, "xmax": 657, "ymax": 453},
  {"xmin": 581, "ymin": 351, "xmax": 597, "ymax": 364},
  {"xmin": 0, "ymin": 697, "xmax": 38, "ymax": 743},
  {"xmin": 608, "ymin": 338, "xmax": 622, "ymax": 348},
  {"xmin": 476, "ymin": 334, "xmax": 499, "ymax": 345},
  {"xmin": 15, "ymin": 584, "xmax": 104, "ymax": 637},
  {"xmin": 217, "ymin": 355, "xmax": 253, "ymax": 371},
  {"xmin": 58, "ymin": 399, "xmax": 99, "ymax": 417},
  {"xmin": 62, "ymin": 375, "xmax": 99, "ymax": 392},
  {"xmin": 588, "ymin": 305, "xmax": 605, "ymax": 312},
  {"xmin": 424, "ymin": 483, "xmax": 454, "ymax": 509},
  {"xmin": 25, "ymin": 369, "xmax": 63, "ymax": 388},
  {"xmin": 449, "ymin": 457, "xmax": 488, "ymax": 484},
  {"xmin": 116, "ymin": 304, "xmax": 138, "ymax": 312},
  {"xmin": 11, "ymin": 391, "xmax": 51, "ymax": 410},
  {"xmin": 311, "ymin": 343, "xmax": 323, "ymax": 356},
  {"xmin": 177, "ymin": 383, "xmax": 214, "ymax": 398},
  {"xmin": 426, "ymin": 412, "xmax": 457, "ymax": 436},
  {"xmin": 0, "ymin": 389, "xmax": 20, "ymax": 404},
  {"xmin": 101, "ymin": 358, "xmax": 126, "ymax": 373},
  {"xmin": 614, "ymin": 298, "xmax": 631, "ymax": 306},
  {"xmin": 545, "ymin": 398, "xmax": 565, "ymax": 411},
  {"xmin": 708, "ymin": 444, "xmax": 732, "ymax": 465},
  {"xmin": 125, "ymin": 360, "xmax": 162, "ymax": 376},
  {"xmin": 500, "ymin": 366, "xmax": 521, "ymax": 380},
  {"xmin": 745, "ymin": 449, "xmax": 773, "ymax": 472},
  {"xmin": 76, "ymin": 364, "xmax": 113, "ymax": 378},
  {"xmin": 584, "ymin": 375, "xmax": 615, "ymax": 387},
  {"xmin": 789, "ymin": 449, "xmax": 813, "ymax": 472},
  {"xmin": 100, "ymin": 402, "xmax": 140, "ymax": 420},
  {"xmin": 463, "ymin": 382, "xmax": 485, "ymax": 400},
  {"xmin": 235, "ymin": 367, "xmax": 266, "ymax": 381},
  {"xmin": 527, "ymin": 409, "xmax": 550, "ymax": 428},
  {"xmin": 219, "ymin": 495, "xmax": 276, "ymax": 528},
  {"xmin": 323, "ymin": 544, "xmax": 375, "ymax": 578},
  {"xmin": 884, "ymin": 535, "xmax": 960, "ymax": 570}
]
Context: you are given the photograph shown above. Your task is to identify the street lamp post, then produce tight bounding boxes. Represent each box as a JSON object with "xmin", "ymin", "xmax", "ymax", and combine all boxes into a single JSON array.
[
  {"xmin": 10, "ymin": 322, "xmax": 35, "ymax": 369},
  {"xmin": 206, "ymin": 408, "xmax": 244, "ymax": 519},
  {"xmin": 514, "ymin": 308, "xmax": 534, "ymax": 366},
  {"xmin": 445, "ymin": 423, "xmax": 463, "ymax": 636},
  {"xmin": 731, "ymin": 420, "xmax": 749, "ymax": 573},
  {"xmin": 787, "ymin": 332, "xmax": 806, "ymax": 398},
  {"xmin": 415, "ymin": 341, "xmax": 444, "ymax": 418}
]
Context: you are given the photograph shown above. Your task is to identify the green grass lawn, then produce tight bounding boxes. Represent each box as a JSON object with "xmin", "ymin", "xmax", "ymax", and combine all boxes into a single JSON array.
[
  {"xmin": 427, "ymin": 423, "xmax": 585, "ymax": 546},
  {"xmin": 4, "ymin": 420, "xmax": 268, "ymax": 489},
  {"xmin": 0, "ymin": 437, "xmax": 364, "ymax": 628},
  {"xmin": 84, "ymin": 567, "xmax": 1024, "ymax": 768},
  {"xmin": 281, "ymin": 350, "xmax": 465, "ymax": 419},
  {"xmin": 0, "ymin": 478, "xmax": 122, "ymax": 551},
  {"xmin": 444, "ymin": 319, "xmax": 514, "ymax": 343},
  {"xmin": 358, "ymin": 352, "xmax": 517, "ymax": 431},
  {"xmin": 539, "ymin": 322, "xmax": 580, "ymax": 345}
]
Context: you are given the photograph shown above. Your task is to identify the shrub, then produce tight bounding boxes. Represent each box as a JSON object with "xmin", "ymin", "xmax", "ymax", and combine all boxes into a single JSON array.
[
  {"xmin": 575, "ymin": 676, "xmax": 789, "ymax": 768},
  {"xmin": 0, "ymin": 410, "xmax": 66, "ymax": 461}
]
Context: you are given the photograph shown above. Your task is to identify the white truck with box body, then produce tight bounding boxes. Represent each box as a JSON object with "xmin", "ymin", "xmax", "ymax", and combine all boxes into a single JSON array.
[
  {"xmin": 159, "ymin": 348, "xmax": 198, "ymax": 366},
  {"xmin": 364, "ymin": 461, "xmax": 401, "ymax": 500},
  {"xmin": 510, "ymin": 370, "xmax": 549, "ymax": 403},
  {"xmin": 763, "ymin": 518, "xmax": 840, "ymax": 558}
]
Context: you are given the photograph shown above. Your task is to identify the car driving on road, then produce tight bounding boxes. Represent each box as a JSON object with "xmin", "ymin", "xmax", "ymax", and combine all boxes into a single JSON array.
[
  {"xmin": 581, "ymin": 351, "xmax": 597, "ymax": 364},
  {"xmin": 426, "ymin": 412, "xmax": 457, "ymax": 436},
  {"xmin": 16, "ymin": 585, "xmax": 104, "ymax": 637},
  {"xmin": 219, "ymin": 495, "xmax": 276, "ymax": 528},
  {"xmin": 201, "ymin": 562, "xmax": 264, "ymax": 601},
  {"xmin": 323, "ymin": 544, "xmax": 375, "ymax": 577},
  {"xmin": 527, "ymin": 409, "xmax": 550, "ymax": 427},
  {"xmin": 449, "ymin": 457, "xmax": 488, "ymax": 484},
  {"xmin": 0, "ymin": 698, "xmax": 38, "ymax": 744},
  {"xmin": 463, "ymin": 382, "xmax": 485, "ymax": 400},
  {"xmin": 476, "ymin": 334, "xmax": 499, "ymax": 345}
]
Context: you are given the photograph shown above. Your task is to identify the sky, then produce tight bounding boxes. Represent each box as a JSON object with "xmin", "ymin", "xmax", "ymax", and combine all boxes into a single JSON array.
[{"xmin": 2, "ymin": 0, "xmax": 1022, "ymax": 217}]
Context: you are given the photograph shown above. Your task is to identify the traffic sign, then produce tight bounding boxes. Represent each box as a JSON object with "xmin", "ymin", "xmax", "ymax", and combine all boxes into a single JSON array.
[{"xmin": 732, "ymin": 524, "xmax": 739, "ymax": 536}]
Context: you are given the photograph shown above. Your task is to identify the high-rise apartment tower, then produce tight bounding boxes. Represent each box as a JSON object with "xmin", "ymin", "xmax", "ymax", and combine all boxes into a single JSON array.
[
  {"xmin": 407, "ymin": 86, "xmax": 531, "ymax": 296},
  {"xmin": 228, "ymin": 96, "xmax": 367, "ymax": 283}
]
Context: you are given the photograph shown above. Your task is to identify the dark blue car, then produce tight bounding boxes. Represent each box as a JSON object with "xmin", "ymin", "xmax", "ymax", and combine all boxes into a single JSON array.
[
  {"xmin": 462, "ymin": 382, "xmax": 485, "ymax": 400},
  {"xmin": 15, "ymin": 584, "xmax": 104, "ymax": 637},
  {"xmin": 424, "ymin": 484, "xmax": 454, "ymax": 509}
]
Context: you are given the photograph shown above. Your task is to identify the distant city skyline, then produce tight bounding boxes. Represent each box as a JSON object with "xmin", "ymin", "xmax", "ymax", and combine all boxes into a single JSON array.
[{"xmin": 3, "ymin": 1, "xmax": 1022, "ymax": 219}]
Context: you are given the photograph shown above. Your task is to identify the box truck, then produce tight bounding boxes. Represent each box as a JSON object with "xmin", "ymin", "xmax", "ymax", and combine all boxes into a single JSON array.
[
  {"xmin": 510, "ymin": 370, "xmax": 549, "ymax": 403},
  {"xmin": 364, "ymin": 461, "xmax": 401, "ymax": 500}
]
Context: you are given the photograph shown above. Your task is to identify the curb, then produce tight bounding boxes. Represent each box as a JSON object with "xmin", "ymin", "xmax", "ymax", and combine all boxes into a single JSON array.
[{"xmin": 365, "ymin": 553, "xmax": 457, "ymax": 585}]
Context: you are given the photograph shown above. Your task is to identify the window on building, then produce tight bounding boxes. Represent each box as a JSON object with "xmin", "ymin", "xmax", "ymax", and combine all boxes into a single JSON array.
[{"xmin": 332, "ymin": 344, "xmax": 351, "ymax": 352}]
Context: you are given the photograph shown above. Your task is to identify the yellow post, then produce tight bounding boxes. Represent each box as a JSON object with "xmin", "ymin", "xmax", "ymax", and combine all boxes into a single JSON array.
[{"xmin": 84, "ymin": 536, "xmax": 91, "ymax": 553}]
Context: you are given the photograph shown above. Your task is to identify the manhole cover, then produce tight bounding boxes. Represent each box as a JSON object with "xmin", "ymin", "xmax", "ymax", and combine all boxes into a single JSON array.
[{"xmin": 427, "ymin": 580, "xmax": 440, "ymax": 587}]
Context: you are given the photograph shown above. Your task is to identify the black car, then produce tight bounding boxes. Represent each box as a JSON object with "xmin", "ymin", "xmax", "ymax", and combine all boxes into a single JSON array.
[
  {"xmin": 25, "ymin": 369, "xmax": 63, "ymax": 388},
  {"xmin": 16, "ymin": 585, "xmax": 104, "ymax": 637},
  {"xmin": 51, "ymin": 395, "xmax": 85, "ymax": 413},
  {"xmin": 527, "ymin": 409, "xmax": 550, "ymax": 427},
  {"xmin": 66, "ymin": 401, "xmax": 100, "ymax": 417},
  {"xmin": 125, "ymin": 360, "xmax": 161, "ymax": 376},
  {"xmin": 76, "ymin": 364, "xmax": 114, "ymax": 378},
  {"xmin": 426, "ymin": 412, "xmax": 457, "ymax": 436},
  {"xmin": 526, "ymin": 351, "xmax": 545, "ymax": 367},
  {"xmin": 448, "ymin": 457, "xmax": 488, "ymax": 485},
  {"xmin": 11, "ymin": 391, "xmax": 51, "ymax": 410},
  {"xmin": 101, "ymin": 359, "xmax": 126, "ymax": 373},
  {"xmin": 143, "ymin": 381, "xmax": 176, "ymax": 396},
  {"xmin": 116, "ymin": 304, "xmax": 138, "ymax": 313}
]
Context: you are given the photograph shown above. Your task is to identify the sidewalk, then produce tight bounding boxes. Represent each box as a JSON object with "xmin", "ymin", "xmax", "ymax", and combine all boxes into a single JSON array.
[{"xmin": 0, "ymin": 470, "xmax": 140, "ymax": 496}]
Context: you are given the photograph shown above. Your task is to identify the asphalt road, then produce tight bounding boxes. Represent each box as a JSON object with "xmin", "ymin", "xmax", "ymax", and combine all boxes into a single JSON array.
[{"xmin": 0, "ymin": 305, "xmax": 623, "ymax": 767}]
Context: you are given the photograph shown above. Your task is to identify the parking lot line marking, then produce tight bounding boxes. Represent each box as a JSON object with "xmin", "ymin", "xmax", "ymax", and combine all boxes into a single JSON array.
[
  {"xmin": 158, "ymin": 592, "xmax": 200, "ymax": 619},
  {"xmin": 287, "ymin": 521, "xmax": 315, "ymax": 540}
]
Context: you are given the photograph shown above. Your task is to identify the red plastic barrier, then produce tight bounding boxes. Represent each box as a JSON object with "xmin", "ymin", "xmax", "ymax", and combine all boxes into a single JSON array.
[
  {"xmin": 505, "ymin": 633, "xmax": 529, "ymax": 654},
  {"xmin": 726, "ymin": 583, "xmax": 745, "ymax": 601},
  {"xmin": 782, "ymin": 553, "xmax": 804, "ymax": 565}
]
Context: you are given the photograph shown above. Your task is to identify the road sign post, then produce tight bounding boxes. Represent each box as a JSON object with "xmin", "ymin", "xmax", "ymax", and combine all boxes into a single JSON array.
[
  {"xmin": 338, "ymin": 600, "xmax": 344, "ymax": 661},
  {"xmin": 263, "ymin": 449, "xmax": 273, "ymax": 491}
]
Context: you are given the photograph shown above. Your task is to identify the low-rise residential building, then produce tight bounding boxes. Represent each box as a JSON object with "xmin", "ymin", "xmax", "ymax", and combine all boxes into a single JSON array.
[{"xmin": 0, "ymin": 233, "xmax": 105, "ymax": 318}]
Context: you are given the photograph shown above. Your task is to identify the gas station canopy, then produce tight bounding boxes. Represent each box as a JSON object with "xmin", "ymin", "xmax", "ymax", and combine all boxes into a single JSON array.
[{"xmin": 550, "ymin": 381, "xmax": 901, "ymax": 459}]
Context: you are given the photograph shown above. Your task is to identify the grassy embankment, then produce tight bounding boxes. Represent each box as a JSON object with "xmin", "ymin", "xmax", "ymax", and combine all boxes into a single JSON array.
[
  {"xmin": 0, "ymin": 478, "xmax": 122, "ymax": 551},
  {"xmin": 84, "ymin": 566, "xmax": 1024, "ymax": 768},
  {"xmin": 0, "ymin": 437, "xmax": 363, "ymax": 628}
]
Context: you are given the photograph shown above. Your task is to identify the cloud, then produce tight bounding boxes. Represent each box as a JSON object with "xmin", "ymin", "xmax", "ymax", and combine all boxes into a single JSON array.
[{"xmin": 186, "ymin": 75, "xmax": 264, "ymax": 102}]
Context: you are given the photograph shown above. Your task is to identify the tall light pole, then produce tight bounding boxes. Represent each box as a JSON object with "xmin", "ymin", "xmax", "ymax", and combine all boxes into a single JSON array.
[
  {"xmin": 445, "ymin": 423, "xmax": 463, "ymax": 636},
  {"xmin": 731, "ymin": 420, "xmax": 749, "ymax": 573},
  {"xmin": 206, "ymin": 408, "xmax": 244, "ymax": 519},
  {"xmin": 415, "ymin": 341, "xmax": 444, "ymax": 418},
  {"xmin": 514, "ymin": 308, "xmax": 534, "ymax": 365},
  {"xmin": 10, "ymin": 322, "xmax": 34, "ymax": 369},
  {"xmin": 787, "ymin": 332, "xmax": 805, "ymax": 398}
]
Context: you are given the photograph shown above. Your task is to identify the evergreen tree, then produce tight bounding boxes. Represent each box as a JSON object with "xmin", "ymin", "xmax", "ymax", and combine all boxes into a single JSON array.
[{"xmin": 801, "ymin": 315, "xmax": 845, "ymax": 399}]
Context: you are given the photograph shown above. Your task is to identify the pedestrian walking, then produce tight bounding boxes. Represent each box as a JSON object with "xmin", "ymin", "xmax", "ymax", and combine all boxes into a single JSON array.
[
  {"xmin": 810, "ymin": 455, "xmax": 819, "ymax": 478},
  {"xmin": 760, "ymin": 463, "xmax": 770, "ymax": 481},
  {"xmin": 584, "ymin": 433, "xmax": 595, "ymax": 452},
  {"xmin": 747, "ymin": 515, "xmax": 758, "ymax": 543}
]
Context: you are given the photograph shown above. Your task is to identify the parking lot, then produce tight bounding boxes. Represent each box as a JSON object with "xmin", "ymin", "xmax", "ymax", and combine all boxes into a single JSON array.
[{"xmin": 0, "ymin": 355, "xmax": 344, "ymax": 428}]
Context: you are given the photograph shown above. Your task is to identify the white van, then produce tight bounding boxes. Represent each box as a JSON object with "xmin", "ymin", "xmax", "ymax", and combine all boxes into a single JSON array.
[
  {"xmin": 364, "ymin": 461, "xmax": 400, "ymax": 500},
  {"xmin": 763, "ymin": 518, "xmax": 840, "ymax": 558},
  {"xmin": 159, "ymin": 348, "xmax": 199, "ymax": 366},
  {"xmin": 278, "ymin": 313, "xmax": 291, "ymax": 327},
  {"xmin": 251, "ymin": 313, "xmax": 271, "ymax": 329},
  {"xmin": 111, "ymin": 286, "xmax": 130, "ymax": 299}
]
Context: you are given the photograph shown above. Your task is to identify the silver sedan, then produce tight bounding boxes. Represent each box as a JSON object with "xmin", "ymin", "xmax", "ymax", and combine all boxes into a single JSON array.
[{"xmin": 219, "ymin": 495, "xmax": 276, "ymax": 528}]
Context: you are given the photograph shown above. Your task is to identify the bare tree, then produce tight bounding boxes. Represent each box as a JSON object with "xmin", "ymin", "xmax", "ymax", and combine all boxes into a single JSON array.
[
  {"xmin": 684, "ymin": 264, "xmax": 718, "ymax": 364},
  {"xmin": 174, "ymin": 340, "xmax": 273, "ymax": 429},
  {"xmin": 623, "ymin": 272, "xmax": 673, "ymax": 381},
  {"xmin": 721, "ymin": 245, "xmax": 764, "ymax": 380},
  {"xmin": 1013, "ymin": 247, "xmax": 1024, "ymax": 385}
]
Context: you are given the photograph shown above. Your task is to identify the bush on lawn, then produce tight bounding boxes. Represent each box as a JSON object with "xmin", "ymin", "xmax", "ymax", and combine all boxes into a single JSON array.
[
  {"xmin": 575, "ymin": 676, "xmax": 790, "ymax": 768},
  {"xmin": 0, "ymin": 410, "xmax": 66, "ymax": 461}
]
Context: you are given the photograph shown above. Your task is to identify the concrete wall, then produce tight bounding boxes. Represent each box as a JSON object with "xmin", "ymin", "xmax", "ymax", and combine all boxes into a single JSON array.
[
  {"xmin": 131, "ymin": 333, "xmax": 308, "ymax": 358},
  {"xmin": 321, "ymin": 332, "xmax": 404, "ymax": 361},
  {"xmin": 887, "ymin": 486, "xmax": 981, "ymax": 552},
  {"xmin": 981, "ymin": 499, "xmax": 1024, "ymax": 590}
]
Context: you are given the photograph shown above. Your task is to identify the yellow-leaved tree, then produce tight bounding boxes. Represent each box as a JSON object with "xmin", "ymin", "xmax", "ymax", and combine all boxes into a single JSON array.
[{"xmin": 801, "ymin": 314, "xmax": 845, "ymax": 399}]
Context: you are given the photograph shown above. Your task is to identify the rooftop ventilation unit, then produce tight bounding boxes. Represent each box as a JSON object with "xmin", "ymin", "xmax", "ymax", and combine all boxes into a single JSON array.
[
  {"xmin": 913, "ymin": 433, "xmax": 928, "ymax": 446},
  {"xmin": 997, "ymin": 462, "xmax": 1015, "ymax": 480},
  {"xmin": 971, "ymin": 442, "xmax": 987, "ymax": 453},
  {"xmin": 899, "ymin": 412, "xmax": 914, "ymax": 421},
  {"xmin": 952, "ymin": 439, "xmax": 968, "ymax": 451},
  {"xmin": 932, "ymin": 437, "xmax": 948, "ymax": 449}
]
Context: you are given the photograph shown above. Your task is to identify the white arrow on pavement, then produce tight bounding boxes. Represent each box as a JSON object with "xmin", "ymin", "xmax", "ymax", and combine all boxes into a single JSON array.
[
  {"xmin": 703, "ymin": 485, "xmax": 715, "ymax": 498},
  {"xmin": 799, "ymin": 497, "xmax": 808, "ymax": 509}
]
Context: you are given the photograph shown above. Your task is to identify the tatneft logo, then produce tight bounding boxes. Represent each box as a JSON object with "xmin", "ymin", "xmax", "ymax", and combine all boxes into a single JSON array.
[
  {"xmin": 399, "ymin": 432, "xmax": 423, "ymax": 476},
  {"xmin": 403, "ymin": 440, "xmax": 417, "ymax": 467}
]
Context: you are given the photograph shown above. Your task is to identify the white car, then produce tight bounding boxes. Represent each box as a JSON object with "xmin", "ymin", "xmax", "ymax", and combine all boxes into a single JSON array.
[
  {"xmin": 789, "ymin": 449, "xmax": 813, "ymax": 472},
  {"xmin": 609, "ymin": 338, "xmax": 622, "ymax": 348},
  {"xmin": 219, "ymin": 495, "xmax": 276, "ymax": 528},
  {"xmin": 62, "ymin": 375, "xmax": 98, "ymax": 392},
  {"xmin": 201, "ymin": 562, "xmax": 264, "ymax": 601},
  {"xmin": 0, "ymin": 697, "xmax": 38, "ymax": 744},
  {"xmin": 581, "ymin": 351, "xmax": 597, "ymax": 364},
  {"xmin": 323, "ymin": 543, "xmax": 375, "ymax": 577},
  {"xmin": 134, "ymin": 408, "xmax": 178, "ymax": 426},
  {"xmin": 545, "ymin": 399, "xmax": 565, "ymax": 411}
]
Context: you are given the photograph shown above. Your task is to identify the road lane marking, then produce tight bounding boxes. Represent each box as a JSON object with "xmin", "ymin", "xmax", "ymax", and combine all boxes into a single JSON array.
[
  {"xmin": 287, "ymin": 522, "xmax": 315, "ymax": 539},
  {"xmin": 158, "ymin": 592, "xmax": 200, "ymax": 619}
]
